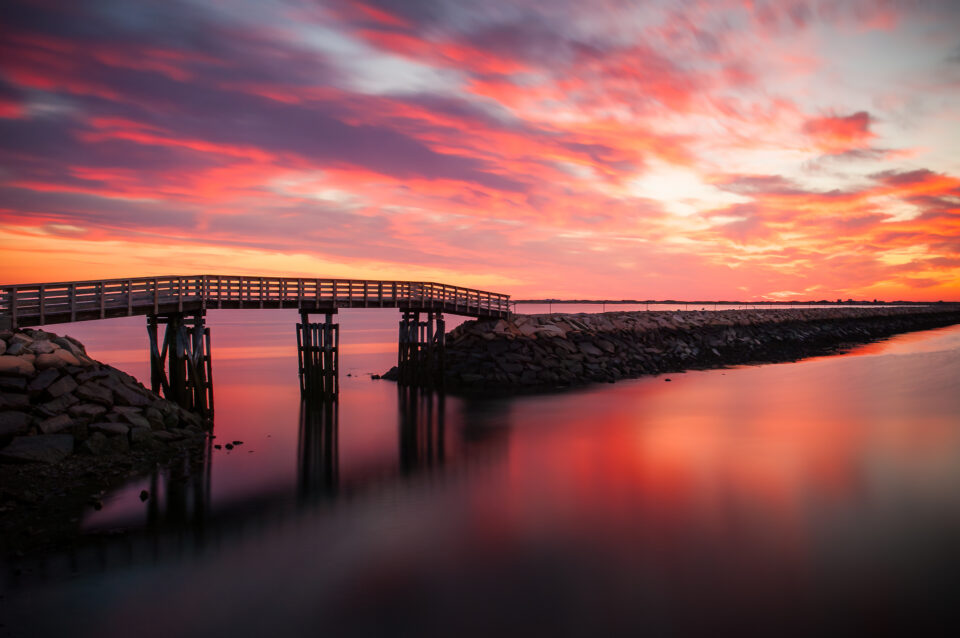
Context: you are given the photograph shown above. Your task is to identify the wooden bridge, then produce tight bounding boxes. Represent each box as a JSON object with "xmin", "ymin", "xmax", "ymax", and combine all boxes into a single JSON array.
[
  {"xmin": 0, "ymin": 275, "xmax": 510, "ymax": 328},
  {"xmin": 0, "ymin": 275, "xmax": 511, "ymax": 410}
]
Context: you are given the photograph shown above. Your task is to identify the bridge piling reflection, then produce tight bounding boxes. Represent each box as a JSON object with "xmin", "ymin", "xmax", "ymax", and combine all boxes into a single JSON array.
[
  {"xmin": 398, "ymin": 386, "xmax": 445, "ymax": 475},
  {"xmin": 297, "ymin": 399, "xmax": 339, "ymax": 500}
]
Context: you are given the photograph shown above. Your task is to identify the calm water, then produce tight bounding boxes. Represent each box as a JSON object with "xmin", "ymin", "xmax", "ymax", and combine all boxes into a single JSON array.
[{"xmin": 3, "ymin": 307, "xmax": 960, "ymax": 636}]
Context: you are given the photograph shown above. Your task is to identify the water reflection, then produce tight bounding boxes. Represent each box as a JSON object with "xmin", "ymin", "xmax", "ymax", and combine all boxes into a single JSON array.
[
  {"xmin": 297, "ymin": 399, "xmax": 339, "ymax": 500},
  {"xmin": 398, "ymin": 387, "xmax": 445, "ymax": 475}
]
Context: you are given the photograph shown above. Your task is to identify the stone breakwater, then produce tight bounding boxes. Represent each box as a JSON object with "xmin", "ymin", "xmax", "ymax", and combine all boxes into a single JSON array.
[
  {"xmin": 0, "ymin": 328, "xmax": 205, "ymax": 465},
  {"xmin": 442, "ymin": 306, "xmax": 960, "ymax": 391}
]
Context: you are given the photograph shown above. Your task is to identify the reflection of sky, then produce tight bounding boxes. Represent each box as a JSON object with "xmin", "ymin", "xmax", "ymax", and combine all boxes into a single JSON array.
[
  {"xmin": 9, "ymin": 319, "xmax": 960, "ymax": 635},
  {"xmin": 1, "ymin": 0, "xmax": 959, "ymax": 302}
]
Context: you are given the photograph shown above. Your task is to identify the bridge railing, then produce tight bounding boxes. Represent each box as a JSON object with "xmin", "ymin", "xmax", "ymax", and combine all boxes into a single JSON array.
[{"xmin": 0, "ymin": 275, "xmax": 510, "ymax": 328}]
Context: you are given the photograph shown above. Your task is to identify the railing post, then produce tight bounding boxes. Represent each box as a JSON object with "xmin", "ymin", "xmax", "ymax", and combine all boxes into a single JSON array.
[
  {"xmin": 126, "ymin": 279, "xmax": 132, "ymax": 315},
  {"xmin": 39, "ymin": 285, "xmax": 45, "ymax": 325},
  {"xmin": 10, "ymin": 287, "xmax": 17, "ymax": 329},
  {"xmin": 70, "ymin": 283, "xmax": 76, "ymax": 322},
  {"xmin": 153, "ymin": 278, "xmax": 159, "ymax": 314},
  {"xmin": 99, "ymin": 283, "xmax": 105, "ymax": 319}
]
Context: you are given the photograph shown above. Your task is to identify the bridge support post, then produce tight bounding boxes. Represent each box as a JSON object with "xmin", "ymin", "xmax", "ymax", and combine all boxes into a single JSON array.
[
  {"xmin": 397, "ymin": 310, "xmax": 445, "ymax": 387},
  {"xmin": 146, "ymin": 312, "xmax": 214, "ymax": 417},
  {"xmin": 296, "ymin": 311, "xmax": 339, "ymax": 399}
]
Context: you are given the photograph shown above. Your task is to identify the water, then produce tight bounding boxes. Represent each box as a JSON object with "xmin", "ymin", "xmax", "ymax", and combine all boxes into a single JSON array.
[{"xmin": 3, "ymin": 308, "xmax": 960, "ymax": 636}]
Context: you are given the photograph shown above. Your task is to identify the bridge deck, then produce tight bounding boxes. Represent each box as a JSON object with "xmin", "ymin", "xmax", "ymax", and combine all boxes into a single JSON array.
[{"xmin": 0, "ymin": 275, "xmax": 511, "ymax": 329}]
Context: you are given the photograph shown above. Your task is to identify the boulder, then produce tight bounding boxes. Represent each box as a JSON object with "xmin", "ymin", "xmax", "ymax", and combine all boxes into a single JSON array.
[
  {"xmin": 68, "ymin": 403, "xmax": 108, "ymax": 419},
  {"xmin": 76, "ymin": 382, "xmax": 113, "ymax": 406},
  {"xmin": 38, "ymin": 413, "xmax": 73, "ymax": 435},
  {"xmin": 0, "ymin": 340, "xmax": 5, "ymax": 355},
  {"xmin": 30, "ymin": 340, "xmax": 57, "ymax": 355},
  {"xmin": 79, "ymin": 432, "xmax": 108, "ymax": 456},
  {"xmin": 54, "ymin": 349, "xmax": 82, "ymax": 366},
  {"xmin": 112, "ymin": 384, "xmax": 150, "ymax": 407},
  {"xmin": 90, "ymin": 422, "xmax": 130, "ymax": 436},
  {"xmin": 36, "ymin": 393, "xmax": 79, "ymax": 416},
  {"xmin": 0, "ymin": 355, "xmax": 35, "ymax": 376},
  {"xmin": 46, "ymin": 374, "xmax": 78, "ymax": 399},
  {"xmin": 0, "ymin": 391, "xmax": 30, "ymax": 409},
  {"xmin": 0, "ymin": 375, "xmax": 26, "ymax": 391},
  {"xmin": 1, "ymin": 435, "xmax": 74, "ymax": 464},
  {"xmin": 27, "ymin": 368, "xmax": 61, "ymax": 392},
  {"xmin": 0, "ymin": 411, "xmax": 31, "ymax": 438}
]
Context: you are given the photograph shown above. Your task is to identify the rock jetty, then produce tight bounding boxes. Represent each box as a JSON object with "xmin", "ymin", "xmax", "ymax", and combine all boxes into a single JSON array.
[
  {"xmin": 442, "ymin": 306, "xmax": 960, "ymax": 391},
  {"xmin": 1, "ymin": 328, "xmax": 205, "ymax": 464},
  {"xmin": 1, "ymin": 328, "xmax": 209, "ymax": 555}
]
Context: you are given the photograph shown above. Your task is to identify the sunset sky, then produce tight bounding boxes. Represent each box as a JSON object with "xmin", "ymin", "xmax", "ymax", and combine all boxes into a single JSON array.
[{"xmin": 1, "ymin": 0, "xmax": 958, "ymax": 300}]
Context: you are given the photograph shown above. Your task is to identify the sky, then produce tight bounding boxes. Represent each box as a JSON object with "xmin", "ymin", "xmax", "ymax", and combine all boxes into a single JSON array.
[{"xmin": 1, "ymin": 0, "xmax": 958, "ymax": 301}]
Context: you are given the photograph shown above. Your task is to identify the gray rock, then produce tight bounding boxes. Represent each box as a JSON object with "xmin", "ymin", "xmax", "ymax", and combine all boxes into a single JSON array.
[
  {"xmin": 5, "ymin": 342, "xmax": 27, "ymax": 356},
  {"xmin": 1, "ymin": 435, "xmax": 74, "ymax": 464},
  {"xmin": 38, "ymin": 413, "xmax": 73, "ymax": 434},
  {"xmin": 129, "ymin": 427, "xmax": 156, "ymax": 448},
  {"xmin": 46, "ymin": 375, "xmax": 78, "ymax": 399},
  {"xmin": 31, "ymin": 339, "xmax": 57, "ymax": 354},
  {"xmin": 68, "ymin": 403, "xmax": 108, "ymax": 419},
  {"xmin": 0, "ymin": 376, "xmax": 26, "ymax": 391},
  {"xmin": 90, "ymin": 422, "xmax": 130, "ymax": 436},
  {"xmin": 577, "ymin": 341, "xmax": 604, "ymax": 357},
  {"xmin": 119, "ymin": 412, "xmax": 151, "ymax": 429},
  {"xmin": 79, "ymin": 432, "xmax": 108, "ymax": 455},
  {"xmin": 144, "ymin": 407, "xmax": 165, "ymax": 429},
  {"xmin": 0, "ymin": 390, "xmax": 30, "ymax": 409},
  {"xmin": 27, "ymin": 368, "xmax": 61, "ymax": 392},
  {"xmin": 76, "ymin": 382, "xmax": 113, "ymax": 406},
  {"xmin": 112, "ymin": 384, "xmax": 150, "ymax": 407},
  {"xmin": 0, "ymin": 411, "xmax": 31, "ymax": 438},
  {"xmin": 37, "ymin": 393, "xmax": 79, "ymax": 416}
]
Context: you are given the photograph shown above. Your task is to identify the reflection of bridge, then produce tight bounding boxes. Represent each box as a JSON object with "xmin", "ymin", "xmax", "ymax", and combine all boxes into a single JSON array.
[
  {"xmin": 1, "ymin": 391, "xmax": 509, "ymax": 587},
  {"xmin": 0, "ymin": 275, "xmax": 511, "ymax": 409}
]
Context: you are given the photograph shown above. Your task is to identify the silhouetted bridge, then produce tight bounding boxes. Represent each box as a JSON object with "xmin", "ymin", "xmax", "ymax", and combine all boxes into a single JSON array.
[{"xmin": 0, "ymin": 275, "xmax": 511, "ymax": 411}]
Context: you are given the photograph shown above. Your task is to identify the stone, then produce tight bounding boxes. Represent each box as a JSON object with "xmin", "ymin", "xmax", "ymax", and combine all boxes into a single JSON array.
[
  {"xmin": 46, "ymin": 375, "xmax": 78, "ymax": 399},
  {"xmin": 53, "ymin": 349, "xmax": 81, "ymax": 366},
  {"xmin": 30, "ymin": 340, "xmax": 57, "ymax": 354},
  {"xmin": 0, "ymin": 435, "xmax": 74, "ymax": 464},
  {"xmin": 0, "ymin": 376, "xmax": 26, "ymax": 391},
  {"xmin": 153, "ymin": 430, "xmax": 183, "ymax": 442},
  {"xmin": 27, "ymin": 368, "xmax": 61, "ymax": 392},
  {"xmin": 0, "ymin": 411, "xmax": 31, "ymax": 438},
  {"xmin": 144, "ymin": 407, "xmax": 165, "ymax": 429},
  {"xmin": 5, "ymin": 342, "xmax": 27, "ymax": 356},
  {"xmin": 8, "ymin": 333, "xmax": 32, "ymax": 347},
  {"xmin": 130, "ymin": 427, "xmax": 156, "ymax": 448},
  {"xmin": 36, "ymin": 393, "xmax": 79, "ymax": 416},
  {"xmin": 0, "ymin": 340, "xmax": 5, "ymax": 355},
  {"xmin": 577, "ymin": 341, "xmax": 604, "ymax": 357},
  {"xmin": 52, "ymin": 336, "xmax": 85, "ymax": 358},
  {"xmin": 90, "ymin": 422, "xmax": 130, "ymax": 436},
  {"xmin": 79, "ymin": 432, "xmax": 108, "ymax": 456},
  {"xmin": 0, "ymin": 391, "xmax": 30, "ymax": 409},
  {"xmin": 68, "ymin": 403, "xmax": 108, "ymax": 419},
  {"xmin": 119, "ymin": 412, "xmax": 151, "ymax": 429},
  {"xmin": 0, "ymin": 355, "xmax": 35, "ymax": 376},
  {"xmin": 111, "ymin": 384, "xmax": 150, "ymax": 407},
  {"xmin": 38, "ymin": 413, "xmax": 73, "ymax": 434},
  {"xmin": 76, "ymin": 382, "xmax": 113, "ymax": 406}
]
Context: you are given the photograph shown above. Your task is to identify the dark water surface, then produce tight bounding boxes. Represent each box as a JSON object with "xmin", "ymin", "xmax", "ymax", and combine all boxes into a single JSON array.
[{"xmin": 3, "ymin": 309, "xmax": 960, "ymax": 636}]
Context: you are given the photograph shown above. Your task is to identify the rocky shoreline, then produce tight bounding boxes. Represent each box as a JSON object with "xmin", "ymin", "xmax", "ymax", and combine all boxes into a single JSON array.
[
  {"xmin": 441, "ymin": 306, "xmax": 960, "ymax": 392},
  {"xmin": 0, "ymin": 328, "xmax": 209, "ymax": 555}
]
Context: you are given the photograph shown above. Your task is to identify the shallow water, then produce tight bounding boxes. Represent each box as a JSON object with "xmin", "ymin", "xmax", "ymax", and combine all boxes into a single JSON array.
[{"xmin": 3, "ymin": 309, "xmax": 960, "ymax": 636}]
